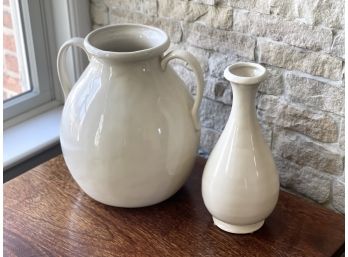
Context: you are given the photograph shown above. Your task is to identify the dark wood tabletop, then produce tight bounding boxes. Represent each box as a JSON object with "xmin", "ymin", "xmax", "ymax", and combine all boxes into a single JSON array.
[{"xmin": 4, "ymin": 155, "xmax": 345, "ymax": 257}]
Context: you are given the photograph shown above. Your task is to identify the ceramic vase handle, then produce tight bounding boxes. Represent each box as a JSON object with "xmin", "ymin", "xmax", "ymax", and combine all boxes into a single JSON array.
[
  {"xmin": 57, "ymin": 37, "xmax": 90, "ymax": 101},
  {"xmin": 161, "ymin": 50, "xmax": 204, "ymax": 130}
]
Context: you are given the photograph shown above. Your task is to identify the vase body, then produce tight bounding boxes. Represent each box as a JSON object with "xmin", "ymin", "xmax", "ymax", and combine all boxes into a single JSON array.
[
  {"xmin": 202, "ymin": 62, "xmax": 279, "ymax": 234},
  {"xmin": 57, "ymin": 24, "xmax": 204, "ymax": 207}
]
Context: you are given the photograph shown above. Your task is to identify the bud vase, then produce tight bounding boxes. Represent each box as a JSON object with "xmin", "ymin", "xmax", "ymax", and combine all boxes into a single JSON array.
[{"xmin": 202, "ymin": 62, "xmax": 279, "ymax": 234}]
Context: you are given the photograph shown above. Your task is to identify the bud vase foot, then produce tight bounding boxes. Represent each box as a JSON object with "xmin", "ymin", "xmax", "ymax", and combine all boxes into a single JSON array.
[{"xmin": 213, "ymin": 217, "xmax": 264, "ymax": 234}]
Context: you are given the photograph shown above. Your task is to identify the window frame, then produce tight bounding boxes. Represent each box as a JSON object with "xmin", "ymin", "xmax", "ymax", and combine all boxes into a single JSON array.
[{"xmin": 3, "ymin": 0, "xmax": 91, "ymax": 127}]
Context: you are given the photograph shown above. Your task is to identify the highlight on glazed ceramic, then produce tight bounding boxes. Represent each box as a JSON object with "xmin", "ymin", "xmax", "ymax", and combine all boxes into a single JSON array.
[
  {"xmin": 202, "ymin": 62, "xmax": 279, "ymax": 234},
  {"xmin": 57, "ymin": 24, "xmax": 204, "ymax": 207}
]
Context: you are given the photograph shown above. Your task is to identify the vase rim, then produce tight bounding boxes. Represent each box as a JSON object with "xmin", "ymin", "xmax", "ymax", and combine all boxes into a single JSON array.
[
  {"xmin": 224, "ymin": 62, "xmax": 267, "ymax": 85},
  {"xmin": 84, "ymin": 24, "xmax": 170, "ymax": 61}
]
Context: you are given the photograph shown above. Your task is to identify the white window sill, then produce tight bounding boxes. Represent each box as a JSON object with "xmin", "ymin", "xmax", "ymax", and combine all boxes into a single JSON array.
[{"xmin": 3, "ymin": 107, "xmax": 63, "ymax": 170}]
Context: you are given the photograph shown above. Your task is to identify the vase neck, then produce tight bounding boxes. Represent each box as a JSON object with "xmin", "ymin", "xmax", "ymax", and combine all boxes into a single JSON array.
[
  {"xmin": 223, "ymin": 62, "xmax": 267, "ymax": 126},
  {"xmin": 85, "ymin": 24, "xmax": 169, "ymax": 63},
  {"xmin": 230, "ymin": 83, "xmax": 259, "ymax": 122},
  {"xmin": 93, "ymin": 55, "xmax": 161, "ymax": 66}
]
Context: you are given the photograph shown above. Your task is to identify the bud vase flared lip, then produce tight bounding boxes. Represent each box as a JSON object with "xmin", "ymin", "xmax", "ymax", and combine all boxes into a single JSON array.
[
  {"xmin": 224, "ymin": 62, "xmax": 267, "ymax": 85},
  {"xmin": 84, "ymin": 24, "xmax": 170, "ymax": 61}
]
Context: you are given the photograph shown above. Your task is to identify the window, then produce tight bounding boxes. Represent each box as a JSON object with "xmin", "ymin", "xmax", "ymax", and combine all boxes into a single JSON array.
[
  {"xmin": 3, "ymin": 0, "xmax": 90, "ymax": 125},
  {"xmin": 3, "ymin": 0, "xmax": 90, "ymax": 172},
  {"xmin": 3, "ymin": 0, "xmax": 30, "ymax": 101},
  {"xmin": 3, "ymin": 0, "xmax": 60, "ymax": 123}
]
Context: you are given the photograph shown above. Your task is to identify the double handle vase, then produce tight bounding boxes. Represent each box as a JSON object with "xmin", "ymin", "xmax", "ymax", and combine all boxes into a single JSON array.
[{"xmin": 57, "ymin": 24, "xmax": 204, "ymax": 207}]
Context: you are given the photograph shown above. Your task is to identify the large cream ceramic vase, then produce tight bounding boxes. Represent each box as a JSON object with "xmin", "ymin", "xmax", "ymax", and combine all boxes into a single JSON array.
[
  {"xmin": 57, "ymin": 24, "xmax": 204, "ymax": 207},
  {"xmin": 202, "ymin": 62, "xmax": 279, "ymax": 234}
]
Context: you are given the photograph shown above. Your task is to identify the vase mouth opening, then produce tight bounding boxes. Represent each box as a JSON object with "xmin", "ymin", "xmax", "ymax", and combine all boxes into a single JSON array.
[
  {"xmin": 85, "ymin": 24, "xmax": 170, "ymax": 61},
  {"xmin": 224, "ymin": 62, "xmax": 267, "ymax": 85}
]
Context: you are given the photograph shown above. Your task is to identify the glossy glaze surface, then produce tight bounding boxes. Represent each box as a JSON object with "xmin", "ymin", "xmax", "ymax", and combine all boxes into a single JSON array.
[
  {"xmin": 57, "ymin": 24, "xmax": 204, "ymax": 207},
  {"xmin": 202, "ymin": 62, "xmax": 279, "ymax": 233}
]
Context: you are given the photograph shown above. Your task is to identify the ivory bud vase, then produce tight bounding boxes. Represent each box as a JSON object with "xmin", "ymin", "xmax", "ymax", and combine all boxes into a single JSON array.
[
  {"xmin": 202, "ymin": 62, "xmax": 279, "ymax": 234},
  {"xmin": 57, "ymin": 24, "xmax": 204, "ymax": 207}
]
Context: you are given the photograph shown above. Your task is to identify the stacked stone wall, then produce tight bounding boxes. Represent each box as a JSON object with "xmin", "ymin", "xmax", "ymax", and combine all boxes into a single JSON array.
[{"xmin": 90, "ymin": 0, "xmax": 345, "ymax": 213}]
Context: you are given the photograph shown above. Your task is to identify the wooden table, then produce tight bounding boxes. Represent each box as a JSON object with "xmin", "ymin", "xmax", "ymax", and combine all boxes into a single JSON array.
[{"xmin": 4, "ymin": 155, "xmax": 345, "ymax": 257}]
